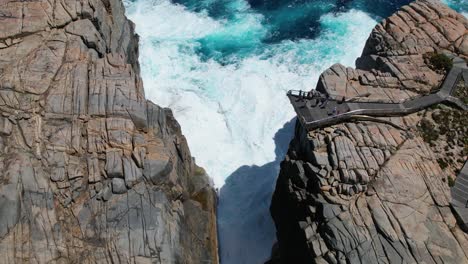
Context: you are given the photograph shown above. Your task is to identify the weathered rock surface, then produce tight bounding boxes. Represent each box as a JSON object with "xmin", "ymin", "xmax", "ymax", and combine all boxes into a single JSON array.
[
  {"xmin": 0, "ymin": 0, "xmax": 218, "ymax": 263},
  {"xmin": 318, "ymin": 0, "xmax": 468, "ymax": 101},
  {"xmin": 270, "ymin": 1, "xmax": 468, "ymax": 263}
]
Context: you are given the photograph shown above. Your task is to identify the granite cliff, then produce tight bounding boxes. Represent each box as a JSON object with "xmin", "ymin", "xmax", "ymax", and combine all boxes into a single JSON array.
[
  {"xmin": 270, "ymin": 1, "xmax": 468, "ymax": 263},
  {"xmin": 0, "ymin": 0, "xmax": 218, "ymax": 263}
]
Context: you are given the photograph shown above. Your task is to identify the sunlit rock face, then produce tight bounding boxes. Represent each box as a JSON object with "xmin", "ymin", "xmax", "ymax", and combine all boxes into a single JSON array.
[
  {"xmin": 0, "ymin": 0, "xmax": 218, "ymax": 263},
  {"xmin": 269, "ymin": 1, "xmax": 468, "ymax": 263}
]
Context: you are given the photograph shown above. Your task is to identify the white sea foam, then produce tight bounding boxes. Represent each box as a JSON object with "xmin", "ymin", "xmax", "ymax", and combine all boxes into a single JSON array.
[
  {"xmin": 125, "ymin": 0, "xmax": 221, "ymax": 39},
  {"xmin": 125, "ymin": 0, "xmax": 375, "ymax": 187},
  {"xmin": 124, "ymin": 1, "xmax": 376, "ymax": 262},
  {"xmin": 217, "ymin": 10, "xmax": 378, "ymax": 264}
]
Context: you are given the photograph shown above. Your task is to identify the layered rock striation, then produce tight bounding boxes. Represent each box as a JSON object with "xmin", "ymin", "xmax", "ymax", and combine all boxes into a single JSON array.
[
  {"xmin": 0, "ymin": 0, "xmax": 218, "ymax": 263},
  {"xmin": 270, "ymin": 1, "xmax": 468, "ymax": 263}
]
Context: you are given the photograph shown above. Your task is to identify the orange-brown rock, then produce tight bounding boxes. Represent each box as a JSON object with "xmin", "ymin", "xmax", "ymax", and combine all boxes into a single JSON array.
[{"xmin": 0, "ymin": 0, "xmax": 219, "ymax": 263}]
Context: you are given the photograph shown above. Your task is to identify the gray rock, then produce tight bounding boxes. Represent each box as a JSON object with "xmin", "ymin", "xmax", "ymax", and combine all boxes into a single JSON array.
[
  {"xmin": 87, "ymin": 156, "xmax": 101, "ymax": 183},
  {"xmin": 65, "ymin": 19, "xmax": 106, "ymax": 56},
  {"xmin": 143, "ymin": 157, "xmax": 173, "ymax": 184},
  {"xmin": 0, "ymin": 117, "xmax": 12, "ymax": 136},
  {"xmin": 101, "ymin": 184, "xmax": 113, "ymax": 201},
  {"xmin": 311, "ymin": 151, "xmax": 330, "ymax": 167},
  {"xmin": 112, "ymin": 178, "xmax": 127, "ymax": 194},
  {"xmin": 106, "ymin": 149, "xmax": 124, "ymax": 178},
  {"xmin": 50, "ymin": 167, "xmax": 66, "ymax": 182},
  {"xmin": 0, "ymin": 0, "xmax": 216, "ymax": 263},
  {"xmin": 123, "ymin": 156, "xmax": 143, "ymax": 188}
]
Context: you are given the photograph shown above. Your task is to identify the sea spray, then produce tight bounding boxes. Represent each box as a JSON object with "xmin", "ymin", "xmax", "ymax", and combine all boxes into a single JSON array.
[
  {"xmin": 124, "ymin": 0, "xmax": 376, "ymax": 187},
  {"xmin": 122, "ymin": 0, "xmax": 467, "ymax": 263}
]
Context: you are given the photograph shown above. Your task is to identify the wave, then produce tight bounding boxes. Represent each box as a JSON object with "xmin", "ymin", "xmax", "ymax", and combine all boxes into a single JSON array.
[
  {"xmin": 123, "ymin": 0, "xmax": 376, "ymax": 187},
  {"xmin": 123, "ymin": 0, "xmax": 467, "ymax": 263},
  {"xmin": 123, "ymin": 1, "xmax": 376, "ymax": 263}
]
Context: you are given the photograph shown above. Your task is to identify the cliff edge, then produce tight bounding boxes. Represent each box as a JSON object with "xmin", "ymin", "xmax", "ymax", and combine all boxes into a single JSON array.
[
  {"xmin": 0, "ymin": 0, "xmax": 218, "ymax": 263},
  {"xmin": 270, "ymin": 1, "xmax": 468, "ymax": 263}
]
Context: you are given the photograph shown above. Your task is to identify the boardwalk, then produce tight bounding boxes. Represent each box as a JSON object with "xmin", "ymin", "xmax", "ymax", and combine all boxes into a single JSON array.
[
  {"xmin": 288, "ymin": 57, "xmax": 468, "ymax": 130},
  {"xmin": 288, "ymin": 57, "xmax": 468, "ymax": 231},
  {"xmin": 452, "ymin": 161, "xmax": 468, "ymax": 232}
]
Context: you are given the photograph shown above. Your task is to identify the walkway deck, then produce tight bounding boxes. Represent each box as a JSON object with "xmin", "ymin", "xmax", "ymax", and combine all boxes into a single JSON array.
[
  {"xmin": 288, "ymin": 58, "xmax": 468, "ymax": 130},
  {"xmin": 288, "ymin": 56, "xmax": 468, "ymax": 232},
  {"xmin": 452, "ymin": 161, "xmax": 468, "ymax": 232}
]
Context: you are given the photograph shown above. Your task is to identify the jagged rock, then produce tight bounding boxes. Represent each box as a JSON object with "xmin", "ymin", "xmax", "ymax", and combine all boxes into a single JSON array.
[
  {"xmin": 106, "ymin": 148, "xmax": 124, "ymax": 178},
  {"xmin": 87, "ymin": 156, "xmax": 102, "ymax": 183},
  {"xmin": 68, "ymin": 156, "xmax": 85, "ymax": 180},
  {"xmin": 123, "ymin": 156, "xmax": 142, "ymax": 188},
  {"xmin": 65, "ymin": 19, "xmax": 106, "ymax": 56},
  {"xmin": 51, "ymin": 167, "xmax": 67, "ymax": 182},
  {"xmin": 132, "ymin": 146, "xmax": 146, "ymax": 167},
  {"xmin": 112, "ymin": 178, "xmax": 127, "ymax": 194},
  {"xmin": 311, "ymin": 151, "xmax": 330, "ymax": 167},
  {"xmin": 143, "ymin": 152, "xmax": 173, "ymax": 184},
  {"xmin": 317, "ymin": 1, "xmax": 468, "ymax": 100},
  {"xmin": 0, "ymin": 117, "xmax": 12, "ymax": 136},
  {"xmin": 100, "ymin": 183, "xmax": 113, "ymax": 201},
  {"xmin": 270, "ymin": 1, "xmax": 468, "ymax": 264},
  {"xmin": 0, "ymin": 0, "xmax": 219, "ymax": 263}
]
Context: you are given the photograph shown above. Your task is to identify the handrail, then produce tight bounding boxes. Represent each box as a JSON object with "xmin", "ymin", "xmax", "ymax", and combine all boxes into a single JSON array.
[{"xmin": 288, "ymin": 62, "xmax": 468, "ymax": 130}]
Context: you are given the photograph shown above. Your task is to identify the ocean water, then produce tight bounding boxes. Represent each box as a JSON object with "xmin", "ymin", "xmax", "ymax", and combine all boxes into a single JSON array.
[{"xmin": 122, "ymin": 0, "xmax": 467, "ymax": 263}]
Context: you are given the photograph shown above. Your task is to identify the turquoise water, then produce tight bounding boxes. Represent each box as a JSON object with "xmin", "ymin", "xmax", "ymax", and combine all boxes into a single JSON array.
[
  {"xmin": 444, "ymin": 0, "xmax": 468, "ymax": 12},
  {"xmin": 123, "ymin": 0, "xmax": 378, "ymax": 187},
  {"xmin": 123, "ymin": 0, "xmax": 467, "ymax": 263}
]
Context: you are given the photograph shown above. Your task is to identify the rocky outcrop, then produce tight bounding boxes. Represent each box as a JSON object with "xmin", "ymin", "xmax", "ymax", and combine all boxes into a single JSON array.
[
  {"xmin": 0, "ymin": 0, "xmax": 218, "ymax": 263},
  {"xmin": 319, "ymin": 0, "xmax": 468, "ymax": 100},
  {"xmin": 270, "ymin": 1, "xmax": 468, "ymax": 263}
]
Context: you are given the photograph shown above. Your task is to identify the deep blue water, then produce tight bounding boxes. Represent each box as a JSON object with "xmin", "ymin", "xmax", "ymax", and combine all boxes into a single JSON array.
[{"xmin": 123, "ymin": 0, "xmax": 467, "ymax": 263}]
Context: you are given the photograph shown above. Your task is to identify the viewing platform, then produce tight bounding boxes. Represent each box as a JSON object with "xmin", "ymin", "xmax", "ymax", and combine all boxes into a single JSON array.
[
  {"xmin": 288, "ymin": 56, "xmax": 468, "ymax": 232},
  {"xmin": 287, "ymin": 58, "xmax": 468, "ymax": 131}
]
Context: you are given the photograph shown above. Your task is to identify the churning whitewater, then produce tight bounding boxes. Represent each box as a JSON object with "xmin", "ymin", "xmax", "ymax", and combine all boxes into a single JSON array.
[
  {"xmin": 122, "ymin": 0, "xmax": 383, "ymax": 188},
  {"xmin": 123, "ymin": 0, "xmax": 467, "ymax": 263}
]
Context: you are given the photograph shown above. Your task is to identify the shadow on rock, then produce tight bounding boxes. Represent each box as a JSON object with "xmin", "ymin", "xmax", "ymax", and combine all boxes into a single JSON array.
[{"xmin": 217, "ymin": 118, "xmax": 295, "ymax": 264}]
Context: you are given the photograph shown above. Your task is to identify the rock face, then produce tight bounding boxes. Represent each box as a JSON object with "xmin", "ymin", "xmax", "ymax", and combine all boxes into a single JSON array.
[
  {"xmin": 270, "ymin": 1, "xmax": 468, "ymax": 263},
  {"xmin": 0, "ymin": 0, "xmax": 218, "ymax": 263}
]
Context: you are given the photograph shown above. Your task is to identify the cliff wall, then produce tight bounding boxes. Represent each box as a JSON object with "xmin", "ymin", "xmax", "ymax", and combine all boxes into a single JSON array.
[
  {"xmin": 270, "ymin": 1, "xmax": 468, "ymax": 263},
  {"xmin": 0, "ymin": 0, "xmax": 218, "ymax": 263}
]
